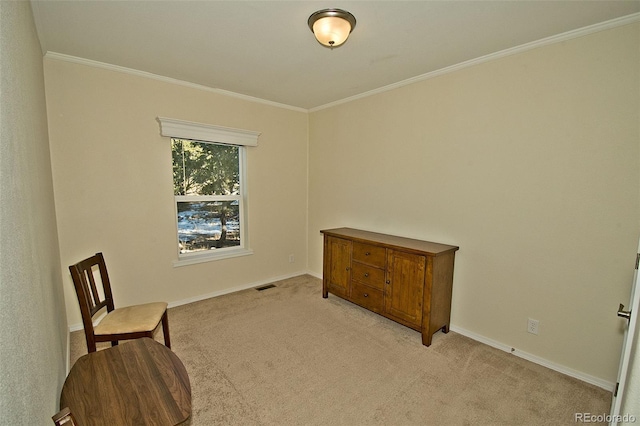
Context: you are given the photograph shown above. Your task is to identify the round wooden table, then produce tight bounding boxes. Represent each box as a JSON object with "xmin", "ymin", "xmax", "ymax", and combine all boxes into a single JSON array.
[{"xmin": 60, "ymin": 338, "xmax": 191, "ymax": 425}]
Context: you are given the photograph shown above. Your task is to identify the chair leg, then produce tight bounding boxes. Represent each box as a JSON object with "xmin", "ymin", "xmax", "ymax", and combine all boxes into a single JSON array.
[
  {"xmin": 162, "ymin": 311, "xmax": 171, "ymax": 349},
  {"xmin": 86, "ymin": 335, "xmax": 97, "ymax": 353}
]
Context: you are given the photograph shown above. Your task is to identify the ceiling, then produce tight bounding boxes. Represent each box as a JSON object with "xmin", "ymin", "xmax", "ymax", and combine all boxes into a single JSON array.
[{"xmin": 30, "ymin": 1, "xmax": 640, "ymax": 111}]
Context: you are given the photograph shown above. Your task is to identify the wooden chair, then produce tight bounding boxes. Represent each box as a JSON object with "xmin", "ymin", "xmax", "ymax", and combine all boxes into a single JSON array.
[
  {"xmin": 52, "ymin": 407, "xmax": 77, "ymax": 425},
  {"xmin": 69, "ymin": 252, "xmax": 170, "ymax": 353}
]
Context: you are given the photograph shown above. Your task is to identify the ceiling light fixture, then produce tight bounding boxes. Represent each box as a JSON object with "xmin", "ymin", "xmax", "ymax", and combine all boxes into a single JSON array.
[{"xmin": 308, "ymin": 8, "xmax": 356, "ymax": 48}]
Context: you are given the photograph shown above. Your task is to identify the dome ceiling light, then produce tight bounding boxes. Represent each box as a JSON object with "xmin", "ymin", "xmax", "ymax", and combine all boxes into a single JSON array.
[{"xmin": 308, "ymin": 8, "xmax": 357, "ymax": 48}]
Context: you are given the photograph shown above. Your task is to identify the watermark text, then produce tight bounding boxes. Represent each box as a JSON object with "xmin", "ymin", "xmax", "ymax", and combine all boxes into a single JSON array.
[{"xmin": 575, "ymin": 413, "xmax": 636, "ymax": 423}]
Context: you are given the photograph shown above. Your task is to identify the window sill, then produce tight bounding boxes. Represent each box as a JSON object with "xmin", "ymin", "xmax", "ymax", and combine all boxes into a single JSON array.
[{"xmin": 172, "ymin": 247, "xmax": 253, "ymax": 267}]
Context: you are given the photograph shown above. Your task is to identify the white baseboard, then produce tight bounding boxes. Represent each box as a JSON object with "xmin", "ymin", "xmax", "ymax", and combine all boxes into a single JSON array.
[
  {"xmin": 68, "ymin": 270, "xmax": 310, "ymax": 332},
  {"xmin": 68, "ymin": 271, "xmax": 613, "ymax": 392},
  {"xmin": 307, "ymin": 270, "xmax": 322, "ymax": 280},
  {"xmin": 166, "ymin": 270, "xmax": 309, "ymax": 308},
  {"xmin": 449, "ymin": 325, "xmax": 615, "ymax": 391},
  {"xmin": 306, "ymin": 272, "xmax": 614, "ymax": 391}
]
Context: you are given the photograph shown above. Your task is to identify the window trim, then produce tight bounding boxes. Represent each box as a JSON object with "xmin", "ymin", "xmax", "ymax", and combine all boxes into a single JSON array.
[
  {"xmin": 158, "ymin": 117, "xmax": 259, "ymax": 266},
  {"xmin": 158, "ymin": 117, "xmax": 260, "ymax": 147}
]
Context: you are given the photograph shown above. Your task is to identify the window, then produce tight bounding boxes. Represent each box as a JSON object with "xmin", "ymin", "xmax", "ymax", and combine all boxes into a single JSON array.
[
  {"xmin": 157, "ymin": 117, "xmax": 260, "ymax": 266},
  {"xmin": 172, "ymin": 139, "xmax": 243, "ymax": 255}
]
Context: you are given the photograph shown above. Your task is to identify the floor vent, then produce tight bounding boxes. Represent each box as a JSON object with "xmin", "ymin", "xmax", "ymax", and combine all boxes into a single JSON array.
[{"xmin": 255, "ymin": 284, "xmax": 276, "ymax": 291}]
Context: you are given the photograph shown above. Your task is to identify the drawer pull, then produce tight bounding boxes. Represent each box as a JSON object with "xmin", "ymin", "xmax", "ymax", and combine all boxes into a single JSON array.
[
  {"xmin": 364, "ymin": 273, "xmax": 369, "ymax": 278},
  {"xmin": 363, "ymin": 293, "xmax": 369, "ymax": 297},
  {"xmin": 365, "ymin": 252, "xmax": 370, "ymax": 256},
  {"xmin": 385, "ymin": 280, "xmax": 390, "ymax": 284}
]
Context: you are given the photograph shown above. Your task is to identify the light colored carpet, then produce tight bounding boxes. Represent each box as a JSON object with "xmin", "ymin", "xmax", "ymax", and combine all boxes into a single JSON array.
[{"xmin": 69, "ymin": 274, "xmax": 611, "ymax": 425}]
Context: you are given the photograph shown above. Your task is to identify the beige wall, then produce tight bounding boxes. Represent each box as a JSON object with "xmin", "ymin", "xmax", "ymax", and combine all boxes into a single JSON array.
[
  {"xmin": 0, "ymin": 1, "xmax": 67, "ymax": 422},
  {"xmin": 308, "ymin": 23, "xmax": 640, "ymax": 382},
  {"xmin": 44, "ymin": 59, "xmax": 309, "ymax": 328},
  {"xmin": 42, "ymin": 17, "xmax": 639, "ymax": 387}
]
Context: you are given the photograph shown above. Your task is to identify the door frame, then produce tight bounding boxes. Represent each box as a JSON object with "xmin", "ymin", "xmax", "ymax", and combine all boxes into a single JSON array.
[{"xmin": 609, "ymin": 243, "xmax": 640, "ymax": 424}]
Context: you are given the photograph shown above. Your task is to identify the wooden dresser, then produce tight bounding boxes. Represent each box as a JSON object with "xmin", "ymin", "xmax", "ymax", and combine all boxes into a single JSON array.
[{"xmin": 321, "ymin": 228, "xmax": 459, "ymax": 346}]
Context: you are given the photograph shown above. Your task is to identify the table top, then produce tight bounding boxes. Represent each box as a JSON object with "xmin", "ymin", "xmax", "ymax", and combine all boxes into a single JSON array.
[
  {"xmin": 321, "ymin": 227, "xmax": 459, "ymax": 256},
  {"xmin": 61, "ymin": 338, "xmax": 191, "ymax": 425}
]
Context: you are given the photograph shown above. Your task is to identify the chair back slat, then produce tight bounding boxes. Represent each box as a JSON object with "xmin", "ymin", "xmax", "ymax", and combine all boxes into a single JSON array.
[
  {"xmin": 83, "ymin": 264, "xmax": 108, "ymax": 316},
  {"xmin": 85, "ymin": 266, "xmax": 100, "ymax": 307},
  {"xmin": 69, "ymin": 253, "xmax": 115, "ymax": 325}
]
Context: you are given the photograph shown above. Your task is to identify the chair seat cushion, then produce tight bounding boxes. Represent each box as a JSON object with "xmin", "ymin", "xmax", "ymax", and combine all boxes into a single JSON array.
[{"xmin": 94, "ymin": 302, "xmax": 167, "ymax": 335}]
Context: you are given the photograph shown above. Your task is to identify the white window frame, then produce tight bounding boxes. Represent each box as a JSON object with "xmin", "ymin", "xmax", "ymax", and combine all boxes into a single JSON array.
[{"xmin": 158, "ymin": 117, "xmax": 260, "ymax": 267}]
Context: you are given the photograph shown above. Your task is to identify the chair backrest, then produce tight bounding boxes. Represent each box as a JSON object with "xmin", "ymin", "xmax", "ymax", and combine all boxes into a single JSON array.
[
  {"xmin": 52, "ymin": 407, "xmax": 77, "ymax": 425},
  {"xmin": 69, "ymin": 252, "xmax": 115, "ymax": 335}
]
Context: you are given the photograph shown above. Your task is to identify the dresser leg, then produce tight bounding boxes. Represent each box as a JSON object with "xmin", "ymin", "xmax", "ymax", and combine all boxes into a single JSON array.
[
  {"xmin": 422, "ymin": 332, "xmax": 432, "ymax": 347},
  {"xmin": 422, "ymin": 325, "xmax": 450, "ymax": 346}
]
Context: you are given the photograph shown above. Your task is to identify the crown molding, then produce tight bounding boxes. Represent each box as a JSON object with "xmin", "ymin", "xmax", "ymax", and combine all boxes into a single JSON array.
[
  {"xmin": 43, "ymin": 12, "xmax": 639, "ymax": 114},
  {"xmin": 43, "ymin": 51, "xmax": 308, "ymax": 113},
  {"xmin": 310, "ymin": 12, "xmax": 640, "ymax": 112}
]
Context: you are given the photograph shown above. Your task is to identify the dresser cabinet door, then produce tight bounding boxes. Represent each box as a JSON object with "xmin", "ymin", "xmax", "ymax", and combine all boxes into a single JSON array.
[
  {"xmin": 384, "ymin": 250, "xmax": 425, "ymax": 327},
  {"xmin": 325, "ymin": 236, "xmax": 352, "ymax": 298}
]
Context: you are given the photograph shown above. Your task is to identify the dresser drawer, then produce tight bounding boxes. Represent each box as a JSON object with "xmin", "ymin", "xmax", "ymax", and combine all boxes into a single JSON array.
[
  {"xmin": 351, "ymin": 261, "xmax": 385, "ymax": 290},
  {"xmin": 352, "ymin": 242, "xmax": 386, "ymax": 268},
  {"xmin": 350, "ymin": 281, "xmax": 383, "ymax": 312}
]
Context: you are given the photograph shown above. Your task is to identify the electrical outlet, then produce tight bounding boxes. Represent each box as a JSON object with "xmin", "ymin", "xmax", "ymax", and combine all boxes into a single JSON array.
[
  {"xmin": 288, "ymin": 254, "xmax": 295, "ymax": 263},
  {"xmin": 527, "ymin": 318, "xmax": 539, "ymax": 335}
]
